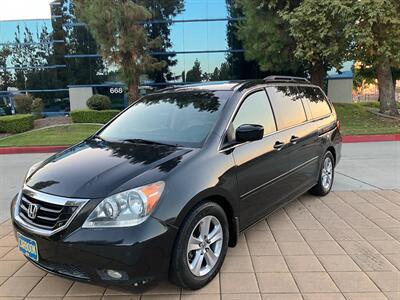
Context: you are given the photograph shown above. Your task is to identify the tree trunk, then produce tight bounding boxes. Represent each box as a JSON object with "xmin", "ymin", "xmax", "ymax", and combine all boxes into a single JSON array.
[
  {"xmin": 377, "ymin": 59, "xmax": 398, "ymax": 116},
  {"xmin": 128, "ymin": 79, "xmax": 139, "ymax": 105},
  {"xmin": 310, "ymin": 62, "xmax": 325, "ymax": 89}
]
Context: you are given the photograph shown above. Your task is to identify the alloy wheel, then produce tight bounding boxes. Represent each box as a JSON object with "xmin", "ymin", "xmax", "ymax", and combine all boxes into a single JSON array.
[
  {"xmin": 186, "ymin": 215, "xmax": 223, "ymax": 277},
  {"xmin": 321, "ymin": 156, "xmax": 333, "ymax": 190}
]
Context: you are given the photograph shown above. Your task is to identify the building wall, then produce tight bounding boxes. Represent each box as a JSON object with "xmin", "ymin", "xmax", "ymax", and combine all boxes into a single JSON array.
[
  {"xmin": 327, "ymin": 79, "xmax": 353, "ymax": 103},
  {"xmin": 0, "ymin": 0, "xmax": 257, "ymax": 112},
  {"xmin": 69, "ymin": 87, "xmax": 93, "ymax": 110}
]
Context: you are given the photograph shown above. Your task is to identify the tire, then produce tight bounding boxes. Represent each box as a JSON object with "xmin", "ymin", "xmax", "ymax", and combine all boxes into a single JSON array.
[
  {"xmin": 170, "ymin": 202, "xmax": 229, "ymax": 289},
  {"xmin": 310, "ymin": 151, "xmax": 335, "ymax": 196}
]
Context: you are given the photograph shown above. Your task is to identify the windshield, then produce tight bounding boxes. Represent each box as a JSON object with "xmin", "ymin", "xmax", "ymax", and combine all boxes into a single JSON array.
[{"xmin": 98, "ymin": 90, "xmax": 231, "ymax": 148}]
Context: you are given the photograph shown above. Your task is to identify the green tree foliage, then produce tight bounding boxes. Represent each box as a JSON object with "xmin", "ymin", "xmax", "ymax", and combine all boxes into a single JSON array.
[
  {"xmin": 236, "ymin": 0, "xmax": 304, "ymax": 76},
  {"xmin": 0, "ymin": 47, "xmax": 14, "ymax": 90},
  {"xmin": 51, "ymin": 1, "xmax": 68, "ymax": 88},
  {"xmin": 346, "ymin": 0, "xmax": 400, "ymax": 116},
  {"xmin": 75, "ymin": 0, "xmax": 166, "ymax": 103},
  {"xmin": 185, "ymin": 59, "xmax": 203, "ymax": 83},
  {"xmin": 280, "ymin": 0, "xmax": 352, "ymax": 88},
  {"xmin": 237, "ymin": 0, "xmax": 351, "ymax": 88},
  {"xmin": 207, "ymin": 62, "xmax": 232, "ymax": 81},
  {"xmin": 145, "ymin": 0, "xmax": 184, "ymax": 85},
  {"xmin": 226, "ymin": 0, "xmax": 264, "ymax": 80},
  {"xmin": 60, "ymin": 0, "xmax": 107, "ymax": 86},
  {"xmin": 353, "ymin": 65, "xmax": 376, "ymax": 91},
  {"xmin": 11, "ymin": 24, "xmax": 60, "ymax": 93}
]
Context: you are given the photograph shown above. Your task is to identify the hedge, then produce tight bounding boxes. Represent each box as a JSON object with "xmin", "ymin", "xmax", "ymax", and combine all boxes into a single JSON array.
[
  {"xmin": 0, "ymin": 114, "xmax": 35, "ymax": 134},
  {"xmin": 70, "ymin": 109, "xmax": 120, "ymax": 124}
]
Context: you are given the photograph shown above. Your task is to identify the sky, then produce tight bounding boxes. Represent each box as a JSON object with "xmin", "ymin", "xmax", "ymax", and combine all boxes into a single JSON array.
[{"xmin": 0, "ymin": 0, "xmax": 52, "ymax": 21}]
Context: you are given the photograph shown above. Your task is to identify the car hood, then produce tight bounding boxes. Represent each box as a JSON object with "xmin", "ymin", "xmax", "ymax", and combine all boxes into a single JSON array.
[{"xmin": 26, "ymin": 139, "xmax": 194, "ymax": 198}]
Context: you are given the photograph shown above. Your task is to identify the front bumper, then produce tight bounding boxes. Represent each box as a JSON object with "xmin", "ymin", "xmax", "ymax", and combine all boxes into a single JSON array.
[{"xmin": 11, "ymin": 194, "xmax": 177, "ymax": 287}]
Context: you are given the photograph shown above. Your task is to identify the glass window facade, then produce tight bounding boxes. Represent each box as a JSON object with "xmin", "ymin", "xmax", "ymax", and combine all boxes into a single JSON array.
[
  {"xmin": 0, "ymin": 19, "xmax": 53, "ymax": 45},
  {"xmin": 0, "ymin": 0, "xmax": 265, "ymax": 112}
]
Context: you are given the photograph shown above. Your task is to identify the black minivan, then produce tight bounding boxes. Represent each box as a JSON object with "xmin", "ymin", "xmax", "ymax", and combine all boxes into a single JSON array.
[{"xmin": 11, "ymin": 76, "xmax": 341, "ymax": 290}]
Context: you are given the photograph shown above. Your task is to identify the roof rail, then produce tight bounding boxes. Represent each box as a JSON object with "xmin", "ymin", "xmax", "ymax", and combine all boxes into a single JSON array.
[{"xmin": 264, "ymin": 75, "xmax": 310, "ymax": 83}]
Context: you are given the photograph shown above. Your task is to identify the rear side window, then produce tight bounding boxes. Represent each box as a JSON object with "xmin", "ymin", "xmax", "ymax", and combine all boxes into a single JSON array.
[
  {"xmin": 300, "ymin": 86, "xmax": 331, "ymax": 119},
  {"xmin": 232, "ymin": 91, "xmax": 276, "ymax": 135},
  {"xmin": 266, "ymin": 86, "xmax": 307, "ymax": 130}
]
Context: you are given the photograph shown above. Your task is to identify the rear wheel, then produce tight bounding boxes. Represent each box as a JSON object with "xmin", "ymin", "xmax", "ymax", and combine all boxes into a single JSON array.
[
  {"xmin": 310, "ymin": 151, "xmax": 334, "ymax": 196},
  {"xmin": 170, "ymin": 202, "xmax": 229, "ymax": 289}
]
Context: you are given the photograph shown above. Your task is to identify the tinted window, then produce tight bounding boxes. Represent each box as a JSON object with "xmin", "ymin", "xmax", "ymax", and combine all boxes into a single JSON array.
[
  {"xmin": 99, "ymin": 91, "xmax": 230, "ymax": 148},
  {"xmin": 299, "ymin": 86, "xmax": 331, "ymax": 119},
  {"xmin": 266, "ymin": 86, "xmax": 307, "ymax": 129},
  {"xmin": 232, "ymin": 91, "xmax": 276, "ymax": 135}
]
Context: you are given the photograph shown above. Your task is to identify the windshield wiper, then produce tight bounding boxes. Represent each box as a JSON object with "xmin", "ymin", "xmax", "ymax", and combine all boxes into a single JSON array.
[
  {"xmin": 92, "ymin": 135, "xmax": 108, "ymax": 142},
  {"xmin": 122, "ymin": 138, "xmax": 180, "ymax": 147}
]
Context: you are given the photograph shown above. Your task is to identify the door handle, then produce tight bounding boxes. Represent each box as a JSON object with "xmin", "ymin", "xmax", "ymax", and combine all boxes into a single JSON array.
[
  {"xmin": 290, "ymin": 135, "xmax": 300, "ymax": 144},
  {"xmin": 273, "ymin": 141, "xmax": 285, "ymax": 151}
]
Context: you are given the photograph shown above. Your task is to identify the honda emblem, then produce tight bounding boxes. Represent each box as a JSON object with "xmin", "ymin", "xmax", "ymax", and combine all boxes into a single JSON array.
[{"xmin": 27, "ymin": 203, "xmax": 39, "ymax": 219}]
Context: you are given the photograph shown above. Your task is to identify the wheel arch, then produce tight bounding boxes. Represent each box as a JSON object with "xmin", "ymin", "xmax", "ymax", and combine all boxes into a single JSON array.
[
  {"xmin": 174, "ymin": 192, "xmax": 239, "ymax": 248},
  {"xmin": 326, "ymin": 146, "xmax": 336, "ymax": 165}
]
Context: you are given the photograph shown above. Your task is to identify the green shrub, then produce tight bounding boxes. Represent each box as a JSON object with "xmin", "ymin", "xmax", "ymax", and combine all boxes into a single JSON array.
[
  {"xmin": 0, "ymin": 114, "xmax": 35, "ymax": 134},
  {"xmin": 14, "ymin": 94, "xmax": 33, "ymax": 114},
  {"xmin": 70, "ymin": 109, "xmax": 119, "ymax": 124},
  {"xmin": 32, "ymin": 98, "xmax": 44, "ymax": 117},
  {"xmin": 86, "ymin": 94, "xmax": 112, "ymax": 110}
]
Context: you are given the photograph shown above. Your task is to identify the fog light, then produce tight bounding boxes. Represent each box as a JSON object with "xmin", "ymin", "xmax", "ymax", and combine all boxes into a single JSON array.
[{"xmin": 106, "ymin": 269, "xmax": 123, "ymax": 279}]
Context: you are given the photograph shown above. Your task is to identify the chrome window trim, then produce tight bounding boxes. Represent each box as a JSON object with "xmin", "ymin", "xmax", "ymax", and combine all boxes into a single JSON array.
[
  {"xmin": 13, "ymin": 185, "xmax": 89, "ymax": 237},
  {"xmin": 218, "ymin": 83, "xmax": 334, "ymax": 153},
  {"xmin": 217, "ymin": 87, "xmax": 271, "ymax": 152}
]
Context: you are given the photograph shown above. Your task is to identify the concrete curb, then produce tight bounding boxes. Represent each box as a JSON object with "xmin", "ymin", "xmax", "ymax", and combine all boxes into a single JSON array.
[
  {"xmin": 342, "ymin": 134, "xmax": 400, "ymax": 143},
  {"xmin": 0, "ymin": 134, "xmax": 399, "ymax": 154},
  {"xmin": 0, "ymin": 145, "xmax": 69, "ymax": 154}
]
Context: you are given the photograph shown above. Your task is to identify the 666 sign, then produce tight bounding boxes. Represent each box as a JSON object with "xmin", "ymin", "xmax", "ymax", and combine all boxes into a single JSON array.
[{"xmin": 110, "ymin": 87, "xmax": 124, "ymax": 94}]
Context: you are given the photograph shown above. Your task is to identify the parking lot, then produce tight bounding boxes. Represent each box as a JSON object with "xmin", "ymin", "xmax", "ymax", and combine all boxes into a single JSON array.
[{"xmin": 0, "ymin": 142, "xmax": 399, "ymax": 299}]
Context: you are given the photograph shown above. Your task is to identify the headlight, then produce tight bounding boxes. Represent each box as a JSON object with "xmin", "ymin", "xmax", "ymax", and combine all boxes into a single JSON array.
[
  {"xmin": 24, "ymin": 161, "xmax": 43, "ymax": 182},
  {"xmin": 82, "ymin": 181, "xmax": 165, "ymax": 228}
]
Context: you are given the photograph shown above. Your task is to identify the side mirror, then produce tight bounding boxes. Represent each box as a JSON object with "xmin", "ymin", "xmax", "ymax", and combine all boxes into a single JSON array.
[{"xmin": 235, "ymin": 124, "xmax": 264, "ymax": 143}]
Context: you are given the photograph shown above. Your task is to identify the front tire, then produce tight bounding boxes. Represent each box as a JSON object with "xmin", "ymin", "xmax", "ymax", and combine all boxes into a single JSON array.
[
  {"xmin": 310, "ymin": 151, "xmax": 335, "ymax": 196},
  {"xmin": 170, "ymin": 202, "xmax": 229, "ymax": 289}
]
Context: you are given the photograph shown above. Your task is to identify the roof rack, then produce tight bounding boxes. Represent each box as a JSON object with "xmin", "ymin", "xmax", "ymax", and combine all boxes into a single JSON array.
[{"xmin": 264, "ymin": 75, "xmax": 310, "ymax": 83}]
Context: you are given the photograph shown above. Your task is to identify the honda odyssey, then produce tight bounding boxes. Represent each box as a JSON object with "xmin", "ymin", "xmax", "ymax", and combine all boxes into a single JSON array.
[{"xmin": 11, "ymin": 76, "xmax": 341, "ymax": 290}]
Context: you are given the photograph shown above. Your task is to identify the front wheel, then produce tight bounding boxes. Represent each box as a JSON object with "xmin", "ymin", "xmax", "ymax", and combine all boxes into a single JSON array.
[
  {"xmin": 310, "ymin": 151, "xmax": 335, "ymax": 196},
  {"xmin": 170, "ymin": 202, "xmax": 229, "ymax": 289}
]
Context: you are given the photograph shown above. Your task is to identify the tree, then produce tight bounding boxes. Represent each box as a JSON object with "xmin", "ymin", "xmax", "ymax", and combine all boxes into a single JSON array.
[
  {"xmin": 280, "ymin": 0, "xmax": 352, "ymax": 88},
  {"xmin": 75, "ymin": 0, "xmax": 165, "ymax": 103},
  {"xmin": 236, "ymin": 0, "xmax": 305, "ymax": 77},
  {"xmin": 144, "ymin": 0, "xmax": 184, "ymax": 86},
  {"xmin": 61, "ymin": 0, "xmax": 106, "ymax": 86},
  {"xmin": 0, "ymin": 47, "xmax": 14, "ymax": 90},
  {"xmin": 352, "ymin": 63, "xmax": 376, "ymax": 92},
  {"xmin": 185, "ymin": 59, "xmax": 203, "ymax": 83},
  {"xmin": 210, "ymin": 67, "xmax": 221, "ymax": 81},
  {"xmin": 347, "ymin": 0, "xmax": 400, "ymax": 116},
  {"xmin": 51, "ymin": 0, "xmax": 68, "ymax": 88},
  {"xmin": 11, "ymin": 25, "xmax": 52, "ymax": 91},
  {"xmin": 226, "ymin": 0, "xmax": 264, "ymax": 80}
]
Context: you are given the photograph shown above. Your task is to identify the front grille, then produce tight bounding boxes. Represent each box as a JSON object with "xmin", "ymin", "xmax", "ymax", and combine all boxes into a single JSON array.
[{"xmin": 19, "ymin": 193, "xmax": 78, "ymax": 231}]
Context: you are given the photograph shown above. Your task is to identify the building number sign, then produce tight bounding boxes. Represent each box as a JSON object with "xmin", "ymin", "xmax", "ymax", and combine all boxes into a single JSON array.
[{"xmin": 110, "ymin": 88, "xmax": 124, "ymax": 94}]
